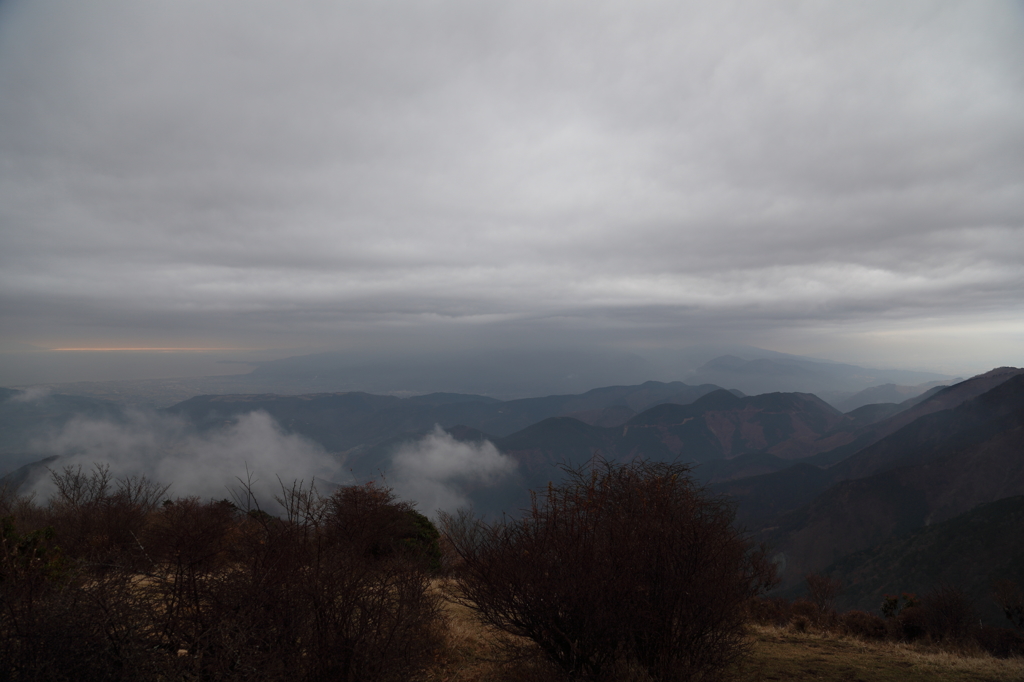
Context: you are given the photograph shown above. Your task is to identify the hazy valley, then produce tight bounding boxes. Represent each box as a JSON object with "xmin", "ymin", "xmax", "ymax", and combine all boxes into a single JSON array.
[{"xmin": 3, "ymin": 349, "xmax": 1021, "ymax": 635}]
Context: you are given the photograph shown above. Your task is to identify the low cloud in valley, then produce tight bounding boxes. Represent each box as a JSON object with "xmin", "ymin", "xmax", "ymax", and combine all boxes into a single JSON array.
[
  {"xmin": 29, "ymin": 410, "xmax": 341, "ymax": 509},
  {"xmin": 389, "ymin": 426, "xmax": 518, "ymax": 519}
]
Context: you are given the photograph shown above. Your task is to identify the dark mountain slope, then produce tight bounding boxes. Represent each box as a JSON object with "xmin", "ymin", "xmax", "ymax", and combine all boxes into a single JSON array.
[
  {"xmin": 791, "ymin": 368, "xmax": 1022, "ymax": 472},
  {"xmin": 823, "ymin": 495, "xmax": 1024, "ymax": 626},
  {"xmin": 494, "ymin": 417, "xmax": 619, "ymax": 489},
  {"xmin": 404, "ymin": 393, "xmax": 501, "ymax": 406},
  {"xmin": 616, "ymin": 390, "xmax": 846, "ymax": 461},
  {"xmin": 165, "ymin": 381, "xmax": 729, "ymax": 455},
  {"xmin": 0, "ymin": 456, "xmax": 59, "ymax": 491},
  {"xmin": 690, "ymin": 452, "xmax": 795, "ymax": 486},
  {"xmin": 838, "ymin": 367, "xmax": 1024, "ymax": 462},
  {"xmin": 842, "ymin": 402, "xmax": 904, "ymax": 427},
  {"xmin": 437, "ymin": 381, "xmax": 726, "ymax": 435},
  {"xmin": 718, "ymin": 368, "xmax": 1024, "ymax": 531},
  {"xmin": 831, "ymin": 371, "xmax": 1024, "ymax": 481},
  {"xmin": 762, "ymin": 373, "xmax": 1024, "ymax": 586},
  {"xmin": 491, "ymin": 390, "xmax": 857, "ymax": 492},
  {"xmin": 715, "ymin": 463, "xmax": 832, "ymax": 529}
]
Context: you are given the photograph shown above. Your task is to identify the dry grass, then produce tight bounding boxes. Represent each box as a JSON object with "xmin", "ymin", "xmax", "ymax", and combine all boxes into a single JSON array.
[
  {"xmin": 422, "ymin": 589, "xmax": 1024, "ymax": 682},
  {"xmin": 733, "ymin": 625, "xmax": 1024, "ymax": 682},
  {"xmin": 421, "ymin": 585, "xmax": 540, "ymax": 679},
  {"xmin": 421, "ymin": 582, "xmax": 559, "ymax": 682}
]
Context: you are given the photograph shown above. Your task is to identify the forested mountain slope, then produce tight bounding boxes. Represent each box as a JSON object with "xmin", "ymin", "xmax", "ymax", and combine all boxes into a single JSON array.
[{"xmin": 760, "ymin": 373, "xmax": 1024, "ymax": 587}]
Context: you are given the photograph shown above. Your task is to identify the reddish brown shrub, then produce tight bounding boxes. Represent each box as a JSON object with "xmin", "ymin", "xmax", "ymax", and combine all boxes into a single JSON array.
[
  {"xmin": 790, "ymin": 599, "xmax": 821, "ymax": 623},
  {"xmin": 920, "ymin": 584, "xmax": 979, "ymax": 643},
  {"xmin": 747, "ymin": 597, "xmax": 792, "ymax": 627},
  {"xmin": 443, "ymin": 459, "xmax": 777, "ymax": 682},
  {"xmin": 790, "ymin": 615, "xmax": 810, "ymax": 633},
  {"xmin": 894, "ymin": 605, "xmax": 927, "ymax": 641},
  {"xmin": 841, "ymin": 610, "xmax": 887, "ymax": 640},
  {"xmin": 993, "ymin": 580, "xmax": 1024, "ymax": 631},
  {"xmin": 974, "ymin": 627, "xmax": 1024, "ymax": 658},
  {"xmin": 0, "ymin": 514, "xmax": 165, "ymax": 681},
  {"xmin": 805, "ymin": 573, "xmax": 842, "ymax": 615},
  {"xmin": 0, "ymin": 472, "xmax": 445, "ymax": 682},
  {"xmin": 43, "ymin": 464, "xmax": 168, "ymax": 570}
]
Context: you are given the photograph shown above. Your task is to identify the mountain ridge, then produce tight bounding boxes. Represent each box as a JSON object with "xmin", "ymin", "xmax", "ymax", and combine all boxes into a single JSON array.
[{"xmin": 759, "ymin": 372, "xmax": 1024, "ymax": 586}]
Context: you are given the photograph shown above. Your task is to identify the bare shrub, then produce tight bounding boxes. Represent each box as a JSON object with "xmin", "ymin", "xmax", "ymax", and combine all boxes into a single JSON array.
[
  {"xmin": 162, "ymin": 481, "xmax": 446, "ymax": 682},
  {"xmin": 0, "ymin": 513, "xmax": 165, "ymax": 681},
  {"xmin": 894, "ymin": 605, "xmax": 927, "ymax": 641},
  {"xmin": 974, "ymin": 627, "xmax": 1024, "ymax": 659},
  {"xmin": 324, "ymin": 481, "xmax": 442, "ymax": 571},
  {"xmin": 44, "ymin": 464, "xmax": 168, "ymax": 570},
  {"xmin": 841, "ymin": 610, "xmax": 887, "ymax": 640},
  {"xmin": 805, "ymin": 573, "xmax": 842, "ymax": 616},
  {"xmin": 747, "ymin": 597, "xmax": 792, "ymax": 627},
  {"xmin": 443, "ymin": 458, "xmax": 777, "ymax": 682},
  {"xmin": 993, "ymin": 579, "xmax": 1024, "ymax": 631},
  {"xmin": 919, "ymin": 583, "xmax": 979, "ymax": 644},
  {"xmin": 880, "ymin": 592, "xmax": 925, "ymax": 642},
  {"xmin": 790, "ymin": 599, "xmax": 820, "ymax": 625},
  {"xmin": 1, "ymin": 473, "xmax": 444, "ymax": 682},
  {"xmin": 881, "ymin": 592, "xmax": 919, "ymax": 620}
]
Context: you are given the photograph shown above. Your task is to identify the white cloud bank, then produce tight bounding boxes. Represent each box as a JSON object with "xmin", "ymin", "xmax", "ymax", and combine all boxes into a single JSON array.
[
  {"xmin": 26, "ymin": 414, "xmax": 518, "ymax": 519},
  {"xmin": 389, "ymin": 425, "xmax": 518, "ymax": 518},
  {"xmin": 11, "ymin": 387, "xmax": 51, "ymax": 402},
  {"xmin": 29, "ymin": 410, "xmax": 340, "ymax": 508}
]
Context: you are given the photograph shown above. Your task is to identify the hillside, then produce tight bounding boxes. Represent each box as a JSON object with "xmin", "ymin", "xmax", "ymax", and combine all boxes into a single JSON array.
[
  {"xmin": 164, "ymin": 380, "xmax": 726, "ymax": 453},
  {"xmin": 485, "ymin": 389, "xmax": 871, "ymax": 491},
  {"xmin": 718, "ymin": 368, "xmax": 1024, "ymax": 534},
  {"xmin": 821, "ymin": 495, "xmax": 1024, "ymax": 627},
  {"xmin": 761, "ymin": 373, "xmax": 1024, "ymax": 586}
]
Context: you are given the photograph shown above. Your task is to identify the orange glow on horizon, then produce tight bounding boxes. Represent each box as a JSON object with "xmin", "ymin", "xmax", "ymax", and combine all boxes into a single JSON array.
[{"xmin": 50, "ymin": 347, "xmax": 244, "ymax": 352}]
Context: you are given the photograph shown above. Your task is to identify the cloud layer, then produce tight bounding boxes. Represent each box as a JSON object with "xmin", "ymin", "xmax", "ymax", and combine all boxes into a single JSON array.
[
  {"xmin": 1, "ymin": 1, "xmax": 1022, "ymax": 374},
  {"xmin": 30, "ymin": 410, "xmax": 341, "ymax": 508},
  {"xmin": 26, "ymin": 412, "xmax": 516, "ymax": 519}
]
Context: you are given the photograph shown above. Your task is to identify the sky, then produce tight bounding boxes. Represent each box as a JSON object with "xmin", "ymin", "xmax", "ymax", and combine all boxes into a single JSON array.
[{"xmin": 1, "ymin": 0, "xmax": 1023, "ymax": 384}]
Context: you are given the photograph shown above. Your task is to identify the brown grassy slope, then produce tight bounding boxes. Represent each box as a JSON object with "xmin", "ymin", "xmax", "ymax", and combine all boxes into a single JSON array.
[
  {"xmin": 422, "ymin": 592, "xmax": 1024, "ymax": 682},
  {"xmin": 735, "ymin": 626, "xmax": 1024, "ymax": 682}
]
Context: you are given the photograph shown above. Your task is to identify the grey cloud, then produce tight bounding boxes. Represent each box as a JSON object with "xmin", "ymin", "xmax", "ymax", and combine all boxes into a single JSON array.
[{"xmin": 0, "ymin": 1, "xmax": 1022, "ymax": 375}]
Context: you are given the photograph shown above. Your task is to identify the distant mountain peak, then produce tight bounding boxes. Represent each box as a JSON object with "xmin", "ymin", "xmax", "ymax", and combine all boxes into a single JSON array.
[{"xmin": 701, "ymin": 355, "xmax": 748, "ymax": 370}]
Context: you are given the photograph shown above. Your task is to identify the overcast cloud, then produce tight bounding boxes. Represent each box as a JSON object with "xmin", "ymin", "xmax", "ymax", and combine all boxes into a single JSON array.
[{"xmin": 1, "ymin": 1, "xmax": 1022, "ymax": 377}]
